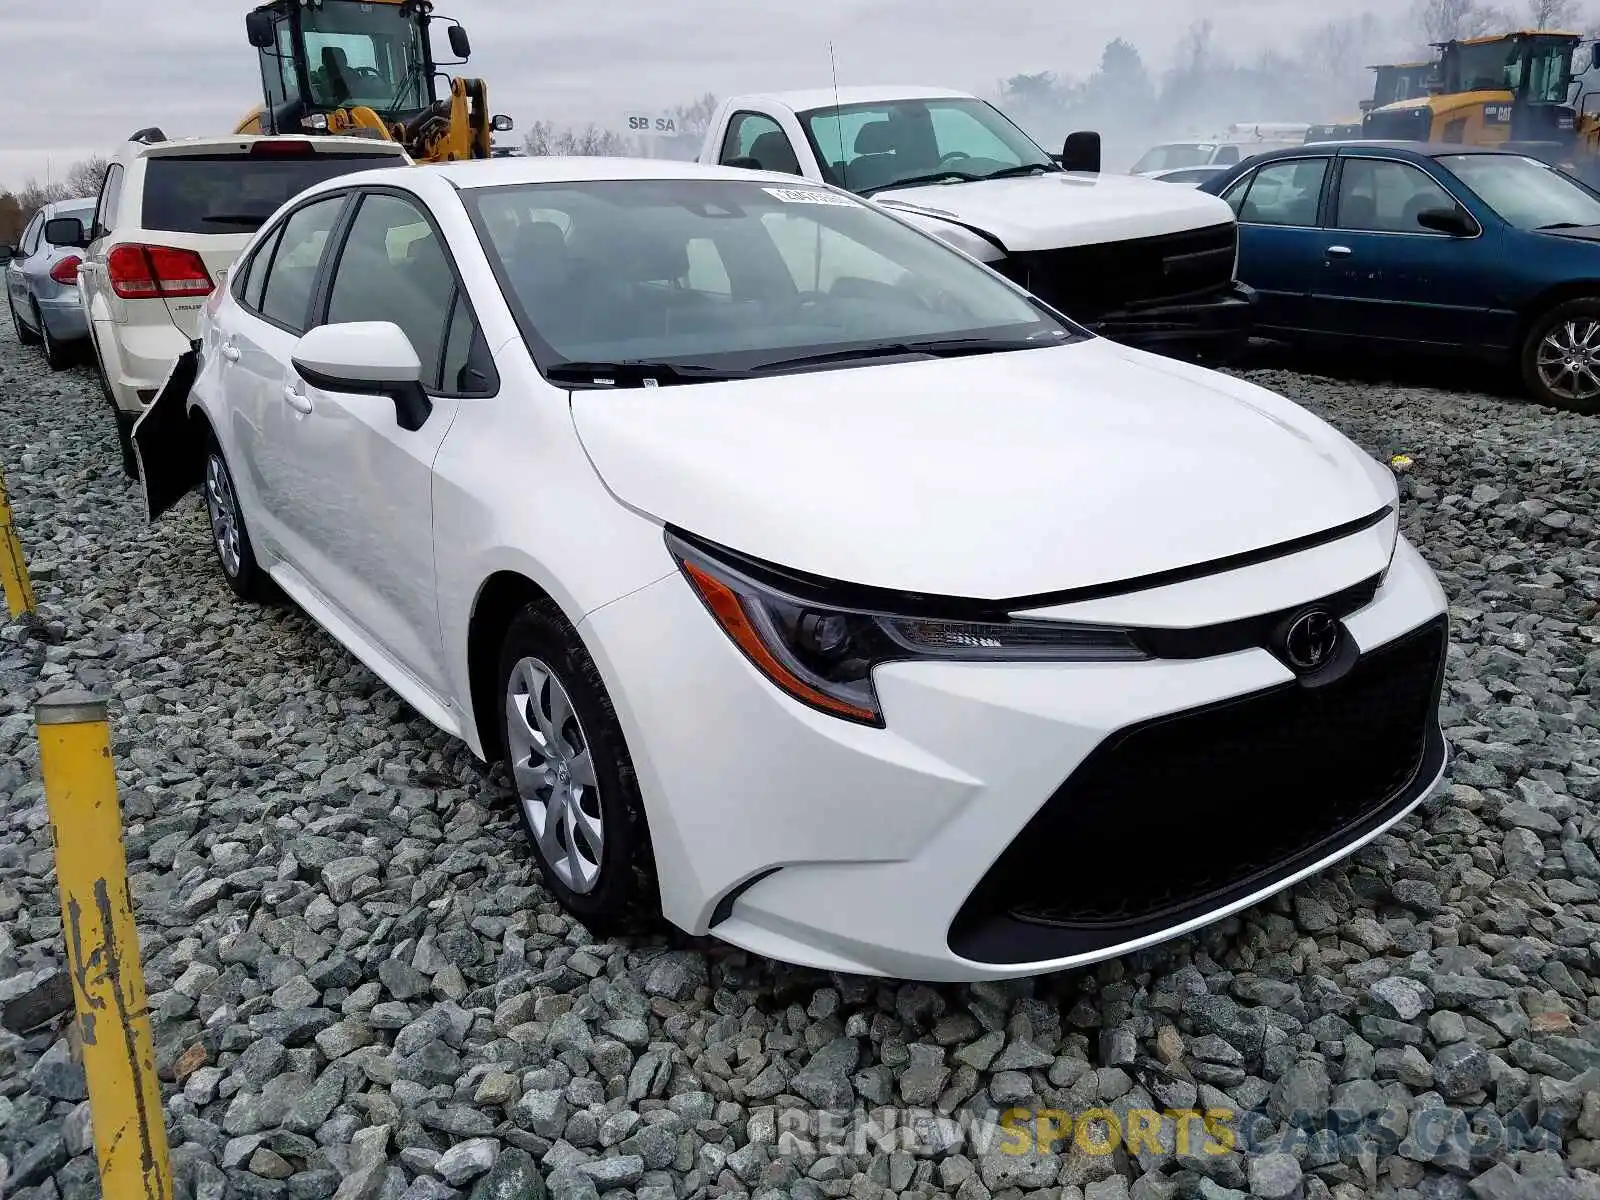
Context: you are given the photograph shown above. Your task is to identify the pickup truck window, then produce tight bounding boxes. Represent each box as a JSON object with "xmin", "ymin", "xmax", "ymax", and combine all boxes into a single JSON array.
[
  {"xmin": 468, "ymin": 177, "xmax": 1078, "ymax": 379},
  {"xmin": 800, "ymin": 98, "xmax": 1057, "ymax": 195},
  {"xmin": 720, "ymin": 112, "xmax": 802, "ymax": 175}
]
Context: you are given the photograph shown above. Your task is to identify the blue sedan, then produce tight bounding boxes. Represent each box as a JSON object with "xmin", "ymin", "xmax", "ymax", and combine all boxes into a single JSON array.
[{"xmin": 1197, "ymin": 141, "xmax": 1600, "ymax": 413}]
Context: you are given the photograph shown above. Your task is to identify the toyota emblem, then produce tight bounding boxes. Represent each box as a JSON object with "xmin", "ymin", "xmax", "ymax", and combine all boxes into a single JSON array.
[{"xmin": 1283, "ymin": 610, "xmax": 1341, "ymax": 671}]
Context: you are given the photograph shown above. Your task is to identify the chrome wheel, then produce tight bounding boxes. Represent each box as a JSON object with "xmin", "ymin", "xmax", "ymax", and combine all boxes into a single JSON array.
[
  {"xmin": 506, "ymin": 656, "xmax": 604, "ymax": 894},
  {"xmin": 204, "ymin": 453, "xmax": 242, "ymax": 577},
  {"xmin": 1536, "ymin": 317, "xmax": 1600, "ymax": 403}
]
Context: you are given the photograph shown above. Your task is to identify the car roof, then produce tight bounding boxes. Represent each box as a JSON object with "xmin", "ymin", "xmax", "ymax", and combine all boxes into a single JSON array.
[
  {"xmin": 395, "ymin": 155, "xmax": 861, "ymax": 192},
  {"xmin": 118, "ymin": 133, "xmax": 408, "ymax": 161},
  {"xmin": 1236, "ymin": 140, "xmax": 1523, "ymax": 163},
  {"xmin": 730, "ymin": 85, "xmax": 978, "ymax": 114}
]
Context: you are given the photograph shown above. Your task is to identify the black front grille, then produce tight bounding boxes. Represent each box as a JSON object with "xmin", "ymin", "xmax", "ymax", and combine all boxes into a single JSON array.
[
  {"xmin": 950, "ymin": 614, "xmax": 1448, "ymax": 964},
  {"xmin": 995, "ymin": 221, "xmax": 1237, "ymax": 322}
]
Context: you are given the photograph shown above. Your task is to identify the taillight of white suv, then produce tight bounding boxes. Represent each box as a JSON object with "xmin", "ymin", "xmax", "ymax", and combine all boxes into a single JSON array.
[{"xmin": 106, "ymin": 245, "xmax": 214, "ymax": 300}]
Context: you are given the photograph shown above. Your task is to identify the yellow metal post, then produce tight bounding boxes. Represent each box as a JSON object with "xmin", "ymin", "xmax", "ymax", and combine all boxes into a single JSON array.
[
  {"xmin": 36, "ymin": 691, "xmax": 172, "ymax": 1200},
  {"xmin": 0, "ymin": 467, "xmax": 36, "ymax": 617}
]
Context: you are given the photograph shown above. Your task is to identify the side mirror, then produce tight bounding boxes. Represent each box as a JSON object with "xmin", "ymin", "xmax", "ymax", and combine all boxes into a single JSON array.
[
  {"xmin": 491, "ymin": 114, "xmax": 515, "ymax": 133},
  {"xmin": 245, "ymin": 10, "xmax": 276, "ymax": 49},
  {"xmin": 0, "ymin": 245, "xmax": 15, "ymax": 264},
  {"xmin": 1061, "ymin": 131, "xmax": 1102, "ymax": 174},
  {"xmin": 43, "ymin": 217, "xmax": 88, "ymax": 248},
  {"xmin": 1416, "ymin": 205, "xmax": 1476, "ymax": 236},
  {"xmin": 447, "ymin": 24, "xmax": 472, "ymax": 59},
  {"xmin": 291, "ymin": 322, "xmax": 433, "ymax": 432}
]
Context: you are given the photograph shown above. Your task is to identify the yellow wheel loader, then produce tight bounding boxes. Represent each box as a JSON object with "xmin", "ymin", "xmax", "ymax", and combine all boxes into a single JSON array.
[
  {"xmin": 1361, "ymin": 61, "xmax": 1435, "ymax": 114},
  {"xmin": 1362, "ymin": 30, "xmax": 1600, "ymax": 183},
  {"xmin": 235, "ymin": 0, "xmax": 513, "ymax": 162}
]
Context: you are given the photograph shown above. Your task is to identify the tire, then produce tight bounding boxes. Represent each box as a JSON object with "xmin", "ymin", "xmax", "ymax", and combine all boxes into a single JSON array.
[
  {"xmin": 9, "ymin": 294, "xmax": 39, "ymax": 346},
  {"xmin": 1521, "ymin": 297, "xmax": 1600, "ymax": 415},
  {"xmin": 36, "ymin": 301, "xmax": 73, "ymax": 371},
  {"xmin": 201, "ymin": 431, "xmax": 270, "ymax": 602},
  {"xmin": 497, "ymin": 601, "xmax": 659, "ymax": 933}
]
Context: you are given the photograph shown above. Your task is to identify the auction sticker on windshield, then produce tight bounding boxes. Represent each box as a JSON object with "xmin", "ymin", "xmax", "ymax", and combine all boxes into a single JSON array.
[{"xmin": 763, "ymin": 186, "xmax": 856, "ymax": 206}]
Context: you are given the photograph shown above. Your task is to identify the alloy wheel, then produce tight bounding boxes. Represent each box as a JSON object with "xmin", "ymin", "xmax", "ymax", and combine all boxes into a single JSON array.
[
  {"xmin": 505, "ymin": 656, "xmax": 605, "ymax": 894},
  {"xmin": 1535, "ymin": 317, "xmax": 1600, "ymax": 404},
  {"xmin": 204, "ymin": 453, "xmax": 242, "ymax": 577}
]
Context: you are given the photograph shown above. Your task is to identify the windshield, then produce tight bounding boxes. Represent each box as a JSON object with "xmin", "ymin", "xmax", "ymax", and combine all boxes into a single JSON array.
[
  {"xmin": 1441, "ymin": 154, "xmax": 1600, "ymax": 229},
  {"xmin": 796, "ymin": 98, "xmax": 1057, "ymax": 195},
  {"xmin": 468, "ymin": 178, "xmax": 1077, "ymax": 378},
  {"xmin": 299, "ymin": 1, "xmax": 429, "ymax": 115},
  {"xmin": 1132, "ymin": 145, "xmax": 1217, "ymax": 172}
]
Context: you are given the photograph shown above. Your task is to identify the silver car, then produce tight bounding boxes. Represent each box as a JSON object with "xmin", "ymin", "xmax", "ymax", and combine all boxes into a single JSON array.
[{"xmin": 4, "ymin": 196, "xmax": 96, "ymax": 370}]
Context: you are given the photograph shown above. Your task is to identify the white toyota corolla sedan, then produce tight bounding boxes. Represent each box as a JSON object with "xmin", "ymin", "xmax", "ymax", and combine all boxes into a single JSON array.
[{"xmin": 136, "ymin": 155, "xmax": 1450, "ymax": 982}]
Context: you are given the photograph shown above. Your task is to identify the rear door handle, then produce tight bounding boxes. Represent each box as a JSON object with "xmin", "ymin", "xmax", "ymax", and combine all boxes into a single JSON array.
[
  {"xmin": 283, "ymin": 384, "xmax": 314, "ymax": 415},
  {"xmin": 219, "ymin": 342, "xmax": 241, "ymax": 362},
  {"xmin": 1326, "ymin": 245, "xmax": 1352, "ymax": 258}
]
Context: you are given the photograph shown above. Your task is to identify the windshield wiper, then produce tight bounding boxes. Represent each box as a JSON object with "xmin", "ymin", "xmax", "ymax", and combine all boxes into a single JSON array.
[
  {"xmin": 1535, "ymin": 220, "xmax": 1587, "ymax": 230},
  {"xmin": 860, "ymin": 170, "xmax": 984, "ymax": 196},
  {"xmin": 545, "ymin": 360, "xmax": 752, "ymax": 388},
  {"xmin": 978, "ymin": 163, "xmax": 1059, "ymax": 180},
  {"xmin": 749, "ymin": 335, "xmax": 1064, "ymax": 374}
]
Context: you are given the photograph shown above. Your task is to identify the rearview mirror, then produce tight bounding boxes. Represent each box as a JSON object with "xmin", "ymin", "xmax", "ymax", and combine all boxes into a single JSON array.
[
  {"xmin": 245, "ymin": 10, "xmax": 276, "ymax": 49},
  {"xmin": 1416, "ymin": 205, "xmax": 1476, "ymax": 236},
  {"xmin": 43, "ymin": 217, "xmax": 87, "ymax": 248},
  {"xmin": 1061, "ymin": 131, "xmax": 1102, "ymax": 174},
  {"xmin": 448, "ymin": 24, "xmax": 472, "ymax": 59},
  {"xmin": 291, "ymin": 322, "xmax": 433, "ymax": 432}
]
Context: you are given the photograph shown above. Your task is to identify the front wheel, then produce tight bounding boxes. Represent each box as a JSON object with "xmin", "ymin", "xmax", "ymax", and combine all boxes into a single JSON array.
[
  {"xmin": 497, "ymin": 601, "xmax": 659, "ymax": 934},
  {"xmin": 202, "ymin": 434, "xmax": 270, "ymax": 602},
  {"xmin": 1522, "ymin": 298, "xmax": 1600, "ymax": 414}
]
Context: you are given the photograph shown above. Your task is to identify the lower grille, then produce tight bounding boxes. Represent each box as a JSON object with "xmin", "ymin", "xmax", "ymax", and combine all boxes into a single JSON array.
[
  {"xmin": 950, "ymin": 614, "xmax": 1447, "ymax": 961},
  {"xmin": 995, "ymin": 221, "xmax": 1237, "ymax": 322}
]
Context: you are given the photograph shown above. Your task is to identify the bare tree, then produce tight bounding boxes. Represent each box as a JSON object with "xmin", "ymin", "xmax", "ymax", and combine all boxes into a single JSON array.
[
  {"xmin": 1527, "ymin": 0, "xmax": 1580, "ymax": 25},
  {"xmin": 61, "ymin": 155, "xmax": 109, "ymax": 200},
  {"xmin": 522, "ymin": 121, "xmax": 628, "ymax": 157},
  {"xmin": 1412, "ymin": 0, "xmax": 1508, "ymax": 43}
]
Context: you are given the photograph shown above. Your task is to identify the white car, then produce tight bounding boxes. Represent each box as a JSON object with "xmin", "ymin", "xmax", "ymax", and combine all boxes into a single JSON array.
[
  {"xmin": 136, "ymin": 156, "xmax": 1450, "ymax": 983},
  {"xmin": 46, "ymin": 129, "xmax": 410, "ymax": 478}
]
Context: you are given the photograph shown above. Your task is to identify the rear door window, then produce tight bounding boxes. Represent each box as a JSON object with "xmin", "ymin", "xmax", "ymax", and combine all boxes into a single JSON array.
[
  {"xmin": 257, "ymin": 195, "xmax": 348, "ymax": 332},
  {"xmin": 139, "ymin": 152, "xmax": 403, "ymax": 235}
]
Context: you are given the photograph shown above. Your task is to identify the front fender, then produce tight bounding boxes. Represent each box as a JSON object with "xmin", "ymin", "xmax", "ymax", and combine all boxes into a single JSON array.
[{"xmin": 132, "ymin": 344, "xmax": 204, "ymax": 522}]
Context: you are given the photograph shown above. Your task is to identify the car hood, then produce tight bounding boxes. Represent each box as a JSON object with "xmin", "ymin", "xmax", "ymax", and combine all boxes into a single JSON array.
[
  {"xmin": 872, "ymin": 172, "xmax": 1237, "ymax": 251},
  {"xmin": 569, "ymin": 339, "xmax": 1398, "ymax": 600}
]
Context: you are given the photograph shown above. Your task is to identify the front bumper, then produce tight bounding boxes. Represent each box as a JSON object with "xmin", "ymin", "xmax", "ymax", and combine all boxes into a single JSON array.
[
  {"xmin": 580, "ymin": 530, "xmax": 1449, "ymax": 982},
  {"xmin": 1091, "ymin": 281, "xmax": 1256, "ymax": 355}
]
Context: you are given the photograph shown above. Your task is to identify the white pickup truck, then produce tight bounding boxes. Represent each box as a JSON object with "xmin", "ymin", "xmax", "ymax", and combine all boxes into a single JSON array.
[{"xmin": 697, "ymin": 86, "xmax": 1255, "ymax": 357}]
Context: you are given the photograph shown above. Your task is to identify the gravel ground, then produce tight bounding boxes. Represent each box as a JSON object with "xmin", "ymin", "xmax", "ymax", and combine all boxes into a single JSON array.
[{"xmin": 1, "ymin": 320, "xmax": 1599, "ymax": 1200}]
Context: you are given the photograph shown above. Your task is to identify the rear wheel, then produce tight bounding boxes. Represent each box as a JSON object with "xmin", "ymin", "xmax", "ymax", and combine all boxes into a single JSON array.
[
  {"xmin": 497, "ymin": 601, "xmax": 659, "ymax": 934},
  {"xmin": 202, "ymin": 432, "xmax": 270, "ymax": 603},
  {"xmin": 9, "ymin": 294, "xmax": 39, "ymax": 346},
  {"xmin": 35, "ymin": 301, "xmax": 72, "ymax": 371},
  {"xmin": 1522, "ymin": 298, "xmax": 1600, "ymax": 414}
]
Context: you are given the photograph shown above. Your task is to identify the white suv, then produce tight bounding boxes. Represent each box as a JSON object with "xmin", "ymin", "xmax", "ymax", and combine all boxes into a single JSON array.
[{"xmin": 51, "ymin": 130, "xmax": 410, "ymax": 477}]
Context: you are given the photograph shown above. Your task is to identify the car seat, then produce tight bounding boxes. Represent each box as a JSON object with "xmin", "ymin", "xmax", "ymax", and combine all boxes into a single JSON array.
[
  {"xmin": 1341, "ymin": 192, "xmax": 1378, "ymax": 229},
  {"xmin": 841, "ymin": 121, "xmax": 902, "ymax": 192},
  {"xmin": 747, "ymin": 131, "xmax": 801, "ymax": 176}
]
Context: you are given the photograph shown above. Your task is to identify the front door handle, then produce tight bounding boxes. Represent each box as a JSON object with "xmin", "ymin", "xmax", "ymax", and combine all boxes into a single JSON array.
[
  {"xmin": 219, "ymin": 342, "xmax": 241, "ymax": 363},
  {"xmin": 283, "ymin": 384, "xmax": 314, "ymax": 415},
  {"xmin": 1326, "ymin": 245, "xmax": 1353, "ymax": 258}
]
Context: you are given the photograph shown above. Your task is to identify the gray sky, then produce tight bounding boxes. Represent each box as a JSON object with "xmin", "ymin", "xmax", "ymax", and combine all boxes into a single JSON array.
[{"xmin": 4, "ymin": 0, "xmax": 1388, "ymax": 190}]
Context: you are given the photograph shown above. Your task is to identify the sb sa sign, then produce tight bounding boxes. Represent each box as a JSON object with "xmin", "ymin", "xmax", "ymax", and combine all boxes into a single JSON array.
[{"xmin": 626, "ymin": 115, "xmax": 679, "ymax": 133}]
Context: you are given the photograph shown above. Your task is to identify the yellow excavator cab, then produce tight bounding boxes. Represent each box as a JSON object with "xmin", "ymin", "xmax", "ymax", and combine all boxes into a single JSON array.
[
  {"xmin": 1360, "ymin": 61, "xmax": 1436, "ymax": 113},
  {"xmin": 1363, "ymin": 31, "xmax": 1589, "ymax": 154},
  {"xmin": 235, "ymin": 0, "xmax": 512, "ymax": 163}
]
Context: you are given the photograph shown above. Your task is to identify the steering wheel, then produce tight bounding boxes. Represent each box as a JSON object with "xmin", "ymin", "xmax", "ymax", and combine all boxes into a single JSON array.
[
  {"xmin": 938, "ymin": 150, "xmax": 972, "ymax": 166},
  {"xmin": 352, "ymin": 66, "xmax": 385, "ymax": 83}
]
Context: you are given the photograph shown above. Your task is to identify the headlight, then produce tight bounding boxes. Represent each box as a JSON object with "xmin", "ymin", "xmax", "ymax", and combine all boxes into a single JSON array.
[{"xmin": 667, "ymin": 532, "xmax": 1149, "ymax": 727}]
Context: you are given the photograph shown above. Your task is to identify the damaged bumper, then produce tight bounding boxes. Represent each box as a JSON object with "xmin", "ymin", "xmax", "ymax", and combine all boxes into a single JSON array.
[
  {"xmin": 132, "ymin": 344, "xmax": 204, "ymax": 523},
  {"xmin": 1091, "ymin": 281, "xmax": 1256, "ymax": 358}
]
